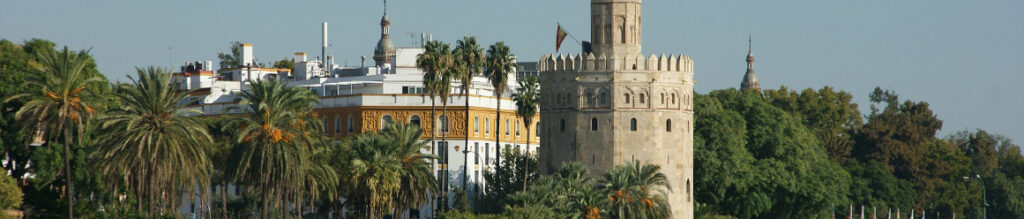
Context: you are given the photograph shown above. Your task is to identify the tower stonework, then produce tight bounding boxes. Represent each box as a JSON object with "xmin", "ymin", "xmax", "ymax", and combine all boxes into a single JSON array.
[{"xmin": 539, "ymin": 0, "xmax": 695, "ymax": 218}]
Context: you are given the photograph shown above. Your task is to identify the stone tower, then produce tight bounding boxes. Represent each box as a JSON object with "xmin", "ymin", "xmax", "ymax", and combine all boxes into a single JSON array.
[
  {"xmin": 538, "ymin": 0, "xmax": 695, "ymax": 218},
  {"xmin": 740, "ymin": 36, "xmax": 760, "ymax": 91}
]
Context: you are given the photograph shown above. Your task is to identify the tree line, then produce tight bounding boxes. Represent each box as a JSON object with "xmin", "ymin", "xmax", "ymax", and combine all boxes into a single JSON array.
[{"xmin": 2, "ymin": 38, "xmax": 1022, "ymax": 218}]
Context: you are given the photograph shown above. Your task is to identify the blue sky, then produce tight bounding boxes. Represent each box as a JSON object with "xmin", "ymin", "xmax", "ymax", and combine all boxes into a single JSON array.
[{"xmin": 2, "ymin": 0, "xmax": 1022, "ymax": 143}]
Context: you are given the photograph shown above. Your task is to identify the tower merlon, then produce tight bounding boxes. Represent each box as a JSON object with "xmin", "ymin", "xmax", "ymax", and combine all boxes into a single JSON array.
[{"xmin": 540, "ymin": 53, "xmax": 693, "ymax": 74}]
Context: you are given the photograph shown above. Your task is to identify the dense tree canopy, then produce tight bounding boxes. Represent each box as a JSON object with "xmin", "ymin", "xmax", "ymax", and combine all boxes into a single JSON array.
[{"xmin": 3, "ymin": 38, "xmax": 1024, "ymax": 219}]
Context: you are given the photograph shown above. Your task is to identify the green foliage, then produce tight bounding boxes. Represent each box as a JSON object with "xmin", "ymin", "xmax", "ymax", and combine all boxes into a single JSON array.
[
  {"xmin": 224, "ymin": 78, "xmax": 329, "ymax": 217},
  {"xmin": 0, "ymin": 174, "xmax": 22, "ymax": 209},
  {"xmin": 763, "ymin": 86, "xmax": 861, "ymax": 160},
  {"xmin": 334, "ymin": 123, "xmax": 437, "ymax": 218},
  {"xmin": 92, "ymin": 67, "xmax": 213, "ymax": 215},
  {"xmin": 695, "ymin": 89, "xmax": 851, "ymax": 218},
  {"xmin": 4, "ymin": 40, "xmax": 109, "ymax": 218},
  {"xmin": 500, "ymin": 204, "xmax": 557, "ymax": 218},
  {"xmin": 844, "ymin": 160, "xmax": 916, "ymax": 209},
  {"xmin": 480, "ymin": 147, "xmax": 538, "ymax": 213},
  {"xmin": 272, "ymin": 57, "xmax": 294, "ymax": 70},
  {"xmin": 218, "ymin": 41, "xmax": 243, "ymax": 68}
]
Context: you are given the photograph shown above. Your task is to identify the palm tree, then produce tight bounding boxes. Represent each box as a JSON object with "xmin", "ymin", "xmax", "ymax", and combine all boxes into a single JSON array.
[
  {"xmin": 387, "ymin": 123, "xmax": 439, "ymax": 218},
  {"xmin": 293, "ymin": 136, "xmax": 339, "ymax": 218},
  {"xmin": 513, "ymin": 76, "xmax": 540, "ymax": 191},
  {"xmin": 205, "ymin": 117, "xmax": 234, "ymax": 218},
  {"xmin": 416, "ymin": 40, "xmax": 453, "ymax": 210},
  {"xmin": 91, "ymin": 67, "xmax": 212, "ymax": 216},
  {"xmin": 484, "ymin": 42, "xmax": 515, "ymax": 176},
  {"xmin": 454, "ymin": 36, "xmax": 485, "ymax": 190},
  {"xmin": 601, "ymin": 160, "xmax": 672, "ymax": 219},
  {"xmin": 223, "ymin": 78, "xmax": 323, "ymax": 217},
  {"xmin": 553, "ymin": 163, "xmax": 607, "ymax": 219},
  {"xmin": 4, "ymin": 47, "xmax": 104, "ymax": 218},
  {"xmin": 339, "ymin": 122, "xmax": 437, "ymax": 218}
]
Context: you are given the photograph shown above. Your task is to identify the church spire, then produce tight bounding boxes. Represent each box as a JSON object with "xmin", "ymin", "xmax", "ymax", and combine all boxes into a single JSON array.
[
  {"xmin": 741, "ymin": 35, "xmax": 760, "ymax": 91},
  {"xmin": 373, "ymin": 0, "xmax": 396, "ymax": 67}
]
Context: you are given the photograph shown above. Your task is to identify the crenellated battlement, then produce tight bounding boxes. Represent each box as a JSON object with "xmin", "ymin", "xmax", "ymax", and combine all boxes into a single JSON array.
[{"xmin": 539, "ymin": 52, "xmax": 693, "ymax": 73}]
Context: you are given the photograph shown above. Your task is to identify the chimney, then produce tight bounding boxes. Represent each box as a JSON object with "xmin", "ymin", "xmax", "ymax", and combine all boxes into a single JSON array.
[
  {"xmin": 205, "ymin": 61, "xmax": 213, "ymax": 71},
  {"xmin": 294, "ymin": 52, "xmax": 307, "ymax": 63},
  {"xmin": 322, "ymin": 22, "xmax": 328, "ymax": 69},
  {"xmin": 242, "ymin": 43, "xmax": 253, "ymax": 67}
]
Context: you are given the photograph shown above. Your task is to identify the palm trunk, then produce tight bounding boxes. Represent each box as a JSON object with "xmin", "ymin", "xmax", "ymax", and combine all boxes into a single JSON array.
[
  {"xmin": 523, "ymin": 124, "xmax": 530, "ymax": 191},
  {"xmin": 63, "ymin": 125, "xmax": 74, "ymax": 219},
  {"xmin": 137, "ymin": 171, "xmax": 144, "ymax": 214},
  {"xmin": 262, "ymin": 181, "xmax": 270, "ymax": 218},
  {"xmin": 429, "ymin": 95, "xmax": 437, "ymax": 214},
  {"xmin": 463, "ymin": 86, "xmax": 470, "ymax": 194},
  {"xmin": 441, "ymin": 99, "xmax": 449, "ymax": 211},
  {"xmin": 494, "ymin": 93, "xmax": 502, "ymax": 178},
  {"xmin": 222, "ymin": 183, "xmax": 228, "ymax": 219}
]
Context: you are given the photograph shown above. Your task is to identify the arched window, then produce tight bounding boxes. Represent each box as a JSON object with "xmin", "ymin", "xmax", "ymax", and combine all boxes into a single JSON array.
[
  {"xmin": 410, "ymin": 115, "xmax": 421, "ymax": 127},
  {"xmin": 439, "ymin": 115, "xmax": 449, "ymax": 133},
  {"xmin": 666, "ymin": 119, "xmax": 672, "ymax": 132},
  {"xmin": 505, "ymin": 118, "xmax": 510, "ymax": 136},
  {"xmin": 322, "ymin": 117, "xmax": 328, "ymax": 134},
  {"xmin": 630, "ymin": 118, "xmax": 638, "ymax": 131},
  {"xmin": 600, "ymin": 92, "xmax": 608, "ymax": 105},
  {"xmin": 515, "ymin": 120, "xmax": 521, "ymax": 136},
  {"xmin": 591, "ymin": 118, "xmax": 598, "ymax": 131},
  {"xmin": 639, "ymin": 93, "xmax": 646, "ymax": 104},
  {"xmin": 485, "ymin": 118, "xmax": 490, "ymax": 134},
  {"xmin": 381, "ymin": 115, "xmax": 394, "ymax": 130},
  {"xmin": 347, "ymin": 115, "xmax": 354, "ymax": 133},
  {"xmin": 624, "ymin": 93, "xmax": 631, "ymax": 104},
  {"xmin": 334, "ymin": 116, "xmax": 341, "ymax": 134},
  {"xmin": 661, "ymin": 93, "xmax": 665, "ymax": 104},
  {"xmin": 671, "ymin": 93, "xmax": 677, "ymax": 104},
  {"xmin": 536, "ymin": 121, "xmax": 540, "ymax": 136},
  {"xmin": 560, "ymin": 119, "xmax": 566, "ymax": 132},
  {"xmin": 474, "ymin": 116, "xmax": 479, "ymax": 134}
]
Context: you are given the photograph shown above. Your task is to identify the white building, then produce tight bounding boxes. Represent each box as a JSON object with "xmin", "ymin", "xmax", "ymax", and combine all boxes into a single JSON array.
[{"xmin": 174, "ymin": 8, "xmax": 537, "ymax": 218}]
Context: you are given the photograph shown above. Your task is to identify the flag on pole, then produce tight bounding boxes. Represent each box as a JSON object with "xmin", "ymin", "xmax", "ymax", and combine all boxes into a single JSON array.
[{"xmin": 556, "ymin": 24, "xmax": 569, "ymax": 52}]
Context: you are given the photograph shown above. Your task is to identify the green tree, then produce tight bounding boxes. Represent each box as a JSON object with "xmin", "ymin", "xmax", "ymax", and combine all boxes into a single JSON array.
[
  {"xmin": 0, "ymin": 174, "xmax": 22, "ymax": 210},
  {"xmin": 854, "ymin": 87, "xmax": 943, "ymax": 208},
  {"xmin": 217, "ymin": 41, "xmax": 243, "ymax": 68},
  {"xmin": 223, "ymin": 78, "xmax": 323, "ymax": 217},
  {"xmin": 388, "ymin": 123, "xmax": 439, "ymax": 216},
  {"xmin": 480, "ymin": 147, "xmax": 537, "ymax": 213},
  {"xmin": 272, "ymin": 57, "xmax": 295, "ymax": 70},
  {"xmin": 336, "ymin": 123, "xmax": 438, "ymax": 218},
  {"xmin": 512, "ymin": 76, "xmax": 539, "ymax": 190},
  {"xmin": 763, "ymin": 86, "xmax": 862, "ymax": 160},
  {"xmin": 844, "ymin": 160, "xmax": 916, "ymax": 210},
  {"xmin": 417, "ymin": 40, "xmax": 454, "ymax": 210},
  {"xmin": 454, "ymin": 36, "xmax": 485, "ymax": 191},
  {"xmin": 696, "ymin": 89, "xmax": 851, "ymax": 218},
  {"xmin": 483, "ymin": 42, "xmax": 514, "ymax": 177},
  {"xmin": 204, "ymin": 117, "xmax": 234, "ymax": 219},
  {"xmin": 5, "ymin": 46, "xmax": 106, "ymax": 218},
  {"xmin": 601, "ymin": 160, "xmax": 672, "ymax": 219},
  {"xmin": 0, "ymin": 39, "xmax": 38, "ymax": 185},
  {"xmin": 692, "ymin": 93, "xmax": 764, "ymax": 218},
  {"xmin": 91, "ymin": 67, "xmax": 212, "ymax": 216}
]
